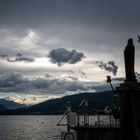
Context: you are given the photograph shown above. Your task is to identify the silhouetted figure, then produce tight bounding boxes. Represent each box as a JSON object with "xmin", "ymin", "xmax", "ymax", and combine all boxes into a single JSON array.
[{"xmin": 124, "ymin": 38, "xmax": 137, "ymax": 82}]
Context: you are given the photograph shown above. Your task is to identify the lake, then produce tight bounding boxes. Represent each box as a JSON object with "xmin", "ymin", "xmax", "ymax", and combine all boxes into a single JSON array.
[
  {"xmin": 0, "ymin": 115, "xmax": 112, "ymax": 140},
  {"xmin": 0, "ymin": 115, "xmax": 66, "ymax": 140}
]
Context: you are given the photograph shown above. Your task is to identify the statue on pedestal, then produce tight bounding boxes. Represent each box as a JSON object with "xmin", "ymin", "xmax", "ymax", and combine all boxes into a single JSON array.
[
  {"xmin": 116, "ymin": 38, "xmax": 140, "ymax": 140},
  {"xmin": 124, "ymin": 38, "xmax": 137, "ymax": 82}
]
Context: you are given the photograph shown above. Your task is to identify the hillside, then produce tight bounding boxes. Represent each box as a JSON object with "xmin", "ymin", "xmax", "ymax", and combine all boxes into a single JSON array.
[
  {"xmin": 0, "ymin": 104, "xmax": 7, "ymax": 112},
  {"xmin": 0, "ymin": 99, "xmax": 29, "ymax": 109},
  {"xmin": 0, "ymin": 91, "xmax": 117, "ymax": 115},
  {"xmin": 27, "ymin": 90, "xmax": 115, "ymax": 114}
]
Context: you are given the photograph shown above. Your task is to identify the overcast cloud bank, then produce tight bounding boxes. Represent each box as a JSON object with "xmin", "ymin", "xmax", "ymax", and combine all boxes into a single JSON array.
[
  {"xmin": 0, "ymin": 0, "xmax": 140, "ymax": 104},
  {"xmin": 0, "ymin": 72, "xmax": 99, "ymax": 95}
]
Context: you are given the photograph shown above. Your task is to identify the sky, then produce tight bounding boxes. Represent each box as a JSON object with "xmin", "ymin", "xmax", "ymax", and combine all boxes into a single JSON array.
[{"xmin": 0, "ymin": 0, "xmax": 140, "ymax": 104}]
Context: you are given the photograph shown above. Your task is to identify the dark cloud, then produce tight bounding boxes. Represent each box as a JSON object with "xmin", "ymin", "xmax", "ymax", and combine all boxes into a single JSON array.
[
  {"xmin": 48, "ymin": 48, "xmax": 85, "ymax": 66},
  {"xmin": 14, "ymin": 53, "xmax": 35, "ymax": 62},
  {"xmin": 0, "ymin": 53, "xmax": 35, "ymax": 63},
  {"xmin": 96, "ymin": 61, "xmax": 118, "ymax": 76},
  {"xmin": 0, "ymin": 72, "xmax": 95, "ymax": 94}
]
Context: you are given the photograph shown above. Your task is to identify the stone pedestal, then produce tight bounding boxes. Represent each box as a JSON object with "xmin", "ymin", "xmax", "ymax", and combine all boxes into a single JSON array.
[{"xmin": 116, "ymin": 82, "xmax": 140, "ymax": 140}]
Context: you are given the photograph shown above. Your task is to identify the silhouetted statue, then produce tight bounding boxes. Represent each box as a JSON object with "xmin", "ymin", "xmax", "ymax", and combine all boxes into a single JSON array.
[{"xmin": 124, "ymin": 38, "xmax": 137, "ymax": 82}]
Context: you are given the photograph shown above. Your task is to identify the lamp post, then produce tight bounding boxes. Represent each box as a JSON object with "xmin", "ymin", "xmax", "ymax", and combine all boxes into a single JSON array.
[{"xmin": 107, "ymin": 75, "xmax": 117, "ymax": 106}]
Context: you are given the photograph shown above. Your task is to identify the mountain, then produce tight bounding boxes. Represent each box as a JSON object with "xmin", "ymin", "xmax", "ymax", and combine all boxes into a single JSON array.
[
  {"xmin": 0, "ymin": 104, "xmax": 7, "ymax": 112},
  {"xmin": 0, "ymin": 99, "xmax": 28, "ymax": 109},
  {"xmin": 27, "ymin": 91, "xmax": 115, "ymax": 114},
  {"xmin": 0, "ymin": 91, "xmax": 118, "ymax": 115}
]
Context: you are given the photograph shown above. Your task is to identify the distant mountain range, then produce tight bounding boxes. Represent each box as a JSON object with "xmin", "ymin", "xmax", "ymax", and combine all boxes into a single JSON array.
[
  {"xmin": 0, "ymin": 90, "xmax": 118, "ymax": 115},
  {"xmin": 0, "ymin": 99, "xmax": 29, "ymax": 110}
]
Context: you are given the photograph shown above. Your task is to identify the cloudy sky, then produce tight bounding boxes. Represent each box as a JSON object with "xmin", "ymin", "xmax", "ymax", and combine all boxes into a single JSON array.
[{"xmin": 0, "ymin": 0, "xmax": 140, "ymax": 104}]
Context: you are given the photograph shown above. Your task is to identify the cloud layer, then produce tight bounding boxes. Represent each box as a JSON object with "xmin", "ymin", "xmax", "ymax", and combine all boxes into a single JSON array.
[
  {"xmin": 0, "ymin": 0, "xmax": 140, "ymax": 104},
  {"xmin": 0, "ymin": 72, "xmax": 95, "ymax": 95},
  {"xmin": 0, "ymin": 0, "xmax": 140, "ymax": 31},
  {"xmin": 48, "ymin": 48, "xmax": 85, "ymax": 66}
]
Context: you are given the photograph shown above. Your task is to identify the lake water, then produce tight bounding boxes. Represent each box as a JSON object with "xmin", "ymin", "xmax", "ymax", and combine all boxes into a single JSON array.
[
  {"xmin": 0, "ymin": 115, "xmax": 66, "ymax": 140},
  {"xmin": 0, "ymin": 115, "xmax": 112, "ymax": 140}
]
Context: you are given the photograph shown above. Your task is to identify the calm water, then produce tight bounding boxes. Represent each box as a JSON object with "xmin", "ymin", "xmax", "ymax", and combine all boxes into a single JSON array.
[
  {"xmin": 0, "ymin": 115, "xmax": 111, "ymax": 140},
  {"xmin": 0, "ymin": 115, "xmax": 66, "ymax": 140}
]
